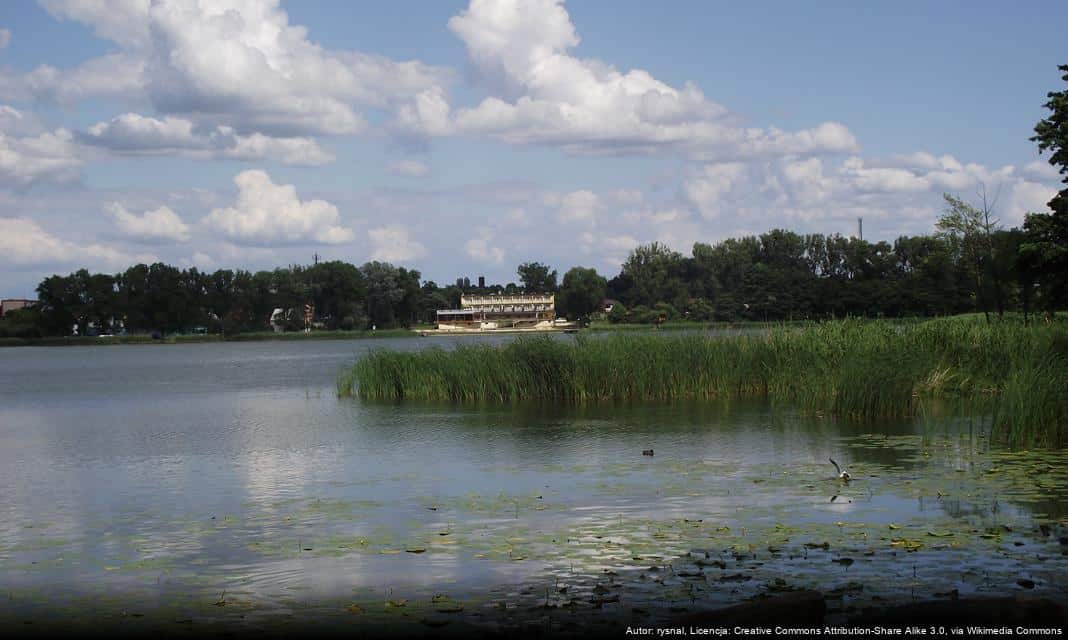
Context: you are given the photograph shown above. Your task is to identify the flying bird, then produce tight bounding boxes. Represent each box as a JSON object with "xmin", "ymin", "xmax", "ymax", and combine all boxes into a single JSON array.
[{"xmin": 829, "ymin": 458, "xmax": 851, "ymax": 481}]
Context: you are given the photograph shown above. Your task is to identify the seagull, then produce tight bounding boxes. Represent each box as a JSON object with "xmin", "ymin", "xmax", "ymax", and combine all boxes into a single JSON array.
[{"xmin": 829, "ymin": 458, "xmax": 851, "ymax": 481}]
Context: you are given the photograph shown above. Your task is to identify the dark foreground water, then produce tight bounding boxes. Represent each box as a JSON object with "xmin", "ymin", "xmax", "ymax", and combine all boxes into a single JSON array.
[{"xmin": 1, "ymin": 335, "xmax": 1066, "ymax": 636}]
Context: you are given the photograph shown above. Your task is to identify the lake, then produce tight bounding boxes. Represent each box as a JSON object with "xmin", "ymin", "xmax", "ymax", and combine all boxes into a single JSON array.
[{"xmin": 1, "ymin": 334, "xmax": 1066, "ymax": 635}]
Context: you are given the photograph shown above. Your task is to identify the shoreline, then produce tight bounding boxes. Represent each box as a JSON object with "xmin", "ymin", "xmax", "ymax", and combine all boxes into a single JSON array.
[
  {"xmin": 0, "ymin": 328, "xmax": 425, "ymax": 347},
  {"xmin": 2, "ymin": 313, "xmax": 1058, "ymax": 347}
]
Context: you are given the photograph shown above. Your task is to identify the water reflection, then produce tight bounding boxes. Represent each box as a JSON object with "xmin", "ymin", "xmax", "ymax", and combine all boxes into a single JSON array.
[{"xmin": 0, "ymin": 336, "xmax": 1065, "ymax": 628}]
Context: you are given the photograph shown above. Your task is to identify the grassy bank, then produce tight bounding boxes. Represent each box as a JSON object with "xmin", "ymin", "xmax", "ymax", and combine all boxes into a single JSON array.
[
  {"xmin": 0, "ymin": 327, "xmax": 423, "ymax": 347},
  {"xmin": 340, "ymin": 317, "xmax": 1068, "ymax": 448}
]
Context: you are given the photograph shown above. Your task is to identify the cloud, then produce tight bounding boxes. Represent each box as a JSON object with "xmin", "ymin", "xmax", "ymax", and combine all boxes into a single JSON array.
[
  {"xmin": 25, "ymin": 0, "xmax": 452, "ymax": 138},
  {"xmin": 464, "ymin": 228, "xmax": 505, "ymax": 264},
  {"xmin": 602, "ymin": 235, "xmax": 640, "ymax": 253},
  {"xmin": 0, "ymin": 53, "xmax": 145, "ymax": 104},
  {"xmin": 558, "ymin": 189, "xmax": 600, "ymax": 223},
  {"xmin": 81, "ymin": 113, "xmax": 334, "ymax": 165},
  {"xmin": 368, "ymin": 225, "xmax": 427, "ymax": 262},
  {"xmin": 506, "ymin": 207, "xmax": 530, "ymax": 227},
  {"xmin": 611, "ymin": 189, "xmax": 644, "ymax": 206},
  {"xmin": 1022, "ymin": 160, "xmax": 1062, "ymax": 183},
  {"xmin": 392, "ymin": 0, "xmax": 858, "ymax": 158},
  {"xmin": 684, "ymin": 162, "xmax": 749, "ymax": 219},
  {"xmin": 39, "ymin": 0, "xmax": 152, "ymax": 49},
  {"xmin": 0, "ymin": 106, "xmax": 83, "ymax": 187},
  {"xmin": 680, "ymin": 152, "xmax": 1059, "ymax": 229},
  {"xmin": 203, "ymin": 170, "xmax": 354, "ymax": 245},
  {"xmin": 1007, "ymin": 180, "xmax": 1058, "ymax": 223},
  {"xmin": 84, "ymin": 113, "xmax": 201, "ymax": 152},
  {"xmin": 387, "ymin": 159, "xmax": 431, "ymax": 177},
  {"xmin": 108, "ymin": 203, "xmax": 191, "ymax": 242},
  {"xmin": 0, "ymin": 216, "xmax": 157, "ymax": 268},
  {"xmin": 218, "ymin": 130, "xmax": 334, "ymax": 166}
]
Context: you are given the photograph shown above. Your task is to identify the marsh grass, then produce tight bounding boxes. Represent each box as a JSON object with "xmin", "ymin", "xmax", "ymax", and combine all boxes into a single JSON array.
[{"xmin": 341, "ymin": 318, "xmax": 1068, "ymax": 448}]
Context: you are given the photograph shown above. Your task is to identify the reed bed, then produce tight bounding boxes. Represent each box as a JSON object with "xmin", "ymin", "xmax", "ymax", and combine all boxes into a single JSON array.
[{"xmin": 340, "ymin": 318, "xmax": 1068, "ymax": 447}]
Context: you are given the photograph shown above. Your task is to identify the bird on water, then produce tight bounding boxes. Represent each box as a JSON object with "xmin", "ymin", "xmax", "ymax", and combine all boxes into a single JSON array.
[{"xmin": 829, "ymin": 458, "xmax": 851, "ymax": 481}]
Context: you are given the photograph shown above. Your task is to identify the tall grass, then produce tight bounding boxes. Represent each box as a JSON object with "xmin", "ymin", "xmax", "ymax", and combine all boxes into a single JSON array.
[{"xmin": 340, "ymin": 318, "xmax": 1068, "ymax": 448}]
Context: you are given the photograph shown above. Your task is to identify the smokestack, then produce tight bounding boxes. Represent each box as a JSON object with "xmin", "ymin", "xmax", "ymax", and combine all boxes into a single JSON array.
[{"xmin": 857, "ymin": 217, "xmax": 863, "ymax": 241}]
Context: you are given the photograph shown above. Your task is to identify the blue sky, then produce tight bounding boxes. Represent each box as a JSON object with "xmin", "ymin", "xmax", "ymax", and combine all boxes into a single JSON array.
[{"xmin": 0, "ymin": 0, "xmax": 1065, "ymax": 297}]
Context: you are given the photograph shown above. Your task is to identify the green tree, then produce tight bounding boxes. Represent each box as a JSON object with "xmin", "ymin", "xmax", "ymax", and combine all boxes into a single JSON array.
[
  {"xmin": 619, "ymin": 242, "xmax": 687, "ymax": 309},
  {"xmin": 34, "ymin": 274, "xmax": 76, "ymax": 335},
  {"xmin": 306, "ymin": 261, "xmax": 366, "ymax": 329},
  {"xmin": 937, "ymin": 191, "xmax": 1001, "ymax": 320},
  {"xmin": 517, "ymin": 261, "xmax": 558, "ymax": 293},
  {"xmin": 361, "ymin": 262, "xmax": 420, "ymax": 328},
  {"xmin": 1023, "ymin": 64, "xmax": 1068, "ymax": 314},
  {"xmin": 557, "ymin": 267, "xmax": 607, "ymax": 321},
  {"xmin": 0, "ymin": 307, "xmax": 44, "ymax": 338}
]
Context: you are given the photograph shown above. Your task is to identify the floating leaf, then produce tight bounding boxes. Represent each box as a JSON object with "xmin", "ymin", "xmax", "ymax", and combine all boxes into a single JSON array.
[{"xmin": 890, "ymin": 538, "xmax": 924, "ymax": 552}]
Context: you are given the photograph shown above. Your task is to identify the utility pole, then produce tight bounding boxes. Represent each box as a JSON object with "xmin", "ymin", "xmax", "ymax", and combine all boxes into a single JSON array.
[{"xmin": 314, "ymin": 252, "xmax": 320, "ymax": 265}]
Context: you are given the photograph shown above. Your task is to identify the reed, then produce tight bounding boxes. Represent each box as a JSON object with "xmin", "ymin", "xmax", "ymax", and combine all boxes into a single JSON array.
[{"xmin": 340, "ymin": 317, "xmax": 1068, "ymax": 447}]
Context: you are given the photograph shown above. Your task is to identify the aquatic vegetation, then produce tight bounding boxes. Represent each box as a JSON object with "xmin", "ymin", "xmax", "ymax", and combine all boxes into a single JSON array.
[{"xmin": 341, "ymin": 318, "xmax": 1068, "ymax": 447}]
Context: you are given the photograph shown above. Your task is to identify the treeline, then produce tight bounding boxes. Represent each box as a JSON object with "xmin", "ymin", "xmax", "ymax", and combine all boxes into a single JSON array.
[
  {"xmin": 3, "ymin": 261, "xmax": 427, "ymax": 338},
  {"xmin": 0, "ymin": 258, "xmax": 605, "ymax": 338},
  {"xmin": 603, "ymin": 222, "xmax": 1038, "ymax": 323},
  {"xmin": 0, "ymin": 219, "xmax": 1058, "ymax": 339}
]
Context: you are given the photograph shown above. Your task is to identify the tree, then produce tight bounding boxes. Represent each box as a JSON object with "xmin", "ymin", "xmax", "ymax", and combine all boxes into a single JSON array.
[
  {"xmin": 1031, "ymin": 64, "xmax": 1068, "ymax": 199},
  {"xmin": 35, "ymin": 274, "xmax": 77, "ymax": 335},
  {"xmin": 0, "ymin": 307, "xmax": 43, "ymax": 338},
  {"xmin": 306, "ymin": 261, "xmax": 366, "ymax": 330},
  {"xmin": 517, "ymin": 262, "xmax": 558, "ymax": 293},
  {"xmin": 937, "ymin": 190, "xmax": 1001, "ymax": 320},
  {"xmin": 361, "ymin": 262, "xmax": 421, "ymax": 328},
  {"xmin": 620, "ymin": 242, "xmax": 686, "ymax": 309},
  {"xmin": 1023, "ymin": 64, "xmax": 1068, "ymax": 314},
  {"xmin": 1021, "ymin": 212, "xmax": 1068, "ymax": 314},
  {"xmin": 557, "ymin": 267, "xmax": 607, "ymax": 321}
]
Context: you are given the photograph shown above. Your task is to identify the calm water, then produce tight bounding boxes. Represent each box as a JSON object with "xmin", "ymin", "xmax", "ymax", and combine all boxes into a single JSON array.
[{"xmin": 1, "ymin": 335, "xmax": 1066, "ymax": 633}]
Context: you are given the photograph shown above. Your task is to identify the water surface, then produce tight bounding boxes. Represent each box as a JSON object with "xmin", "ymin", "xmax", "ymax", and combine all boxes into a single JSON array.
[{"xmin": 1, "ymin": 335, "xmax": 1066, "ymax": 633}]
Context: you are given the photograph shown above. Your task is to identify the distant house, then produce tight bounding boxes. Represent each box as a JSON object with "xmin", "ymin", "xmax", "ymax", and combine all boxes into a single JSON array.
[
  {"xmin": 436, "ymin": 294, "xmax": 556, "ymax": 331},
  {"xmin": 0, "ymin": 299, "xmax": 36, "ymax": 317}
]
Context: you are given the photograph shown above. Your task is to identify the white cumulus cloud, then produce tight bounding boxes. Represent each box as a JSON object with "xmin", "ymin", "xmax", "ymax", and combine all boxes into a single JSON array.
[
  {"xmin": 368, "ymin": 225, "xmax": 427, "ymax": 262},
  {"xmin": 0, "ymin": 217, "xmax": 157, "ymax": 268},
  {"xmin": 203, "ymin": 170, "xmax": 354, "ymax": 245},
  {"xmin": 0, "ymin": 106, "xmax": 83, "ymax": 187},
  {"xmin": 81, "ymin": 114, "xmax": 334, "ymax": 165},
  {"xmin": 465, "ymin": 228, "xmax": 505, "ymax": 264},
  {"xmin": 558, "ymin": 190, "xmax": 600, "ymax": 223},
  {"xmin": 108, "ymin": 203, "xmax": 191, "ymax": 242},
  {"xmin": 392, "ymin": 0, "xmax": 858, "ymax": 159},
  {"xmin": 23, "ymin": 0, "xmax": 452, "ymax": 138}
]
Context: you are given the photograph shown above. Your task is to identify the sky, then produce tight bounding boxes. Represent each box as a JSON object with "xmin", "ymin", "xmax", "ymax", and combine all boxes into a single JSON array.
[{"xmin": 0, "ymin": 0, "xmax": 1065, "ymax": 298}]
